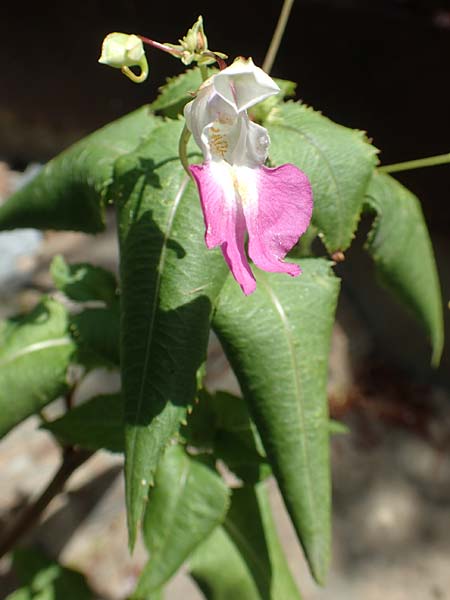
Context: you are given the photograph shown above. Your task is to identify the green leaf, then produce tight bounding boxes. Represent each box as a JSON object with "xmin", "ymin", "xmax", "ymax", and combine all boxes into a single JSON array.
[
  {"xmin": 183, "ymin": 390, "xmax": 269, "ymax": 483},
  {"xmin": 189, "ymin": 527, "xmax": 260, "ymax": 600},
  {"xmin": 224, "ymin": 483, "xmax": 302, "ymax": 600},
  {"xmin": 134, "ymin": 445, "xmax": 230, "ymax": 596},
  {"xmin": 213, "ymin": 259, "xmax": 340, "ymax": 584},
  {"xmin": 0, "ymin": 298, "xmax": 75, "ymax": 438},
  {"xmin": 70, "ymin": 307, "xmax": 120, "ymax": 369},
  {"xmin": 51, "ymin": 255, "xmax": 118, "ymax": 306},
  {"xmin": 43, "ymin": 393, "xmax": 124, "ymax": 452},
  {"xmin": 114, "ymin": 119, "xmax": 228, "ymax": 547},
  {"xmin": 7, "ymin": 547, "xmax": 93, "ymax": 600},
  {"xmin": 150, "ymin": 68, "xmax": 204, "ymax": 118},
  {"xmin": 265, "ymin": 102, "xmax": 378, "ymax": 253},
  {"xmin": 365, "ymin": 171, "xmax": 444, "ymax": 365},
  {"xmin": 0, "ymin": 107, "xmax": 161, "ymax": 233}
]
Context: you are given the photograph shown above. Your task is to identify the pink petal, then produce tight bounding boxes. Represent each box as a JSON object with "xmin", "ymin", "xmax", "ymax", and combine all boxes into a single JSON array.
[
  {"xmin": 190, "ymin": 162, "xmax": 256, "ymax": 295},
  {"xmin": 243, "ymin": 164, "xmax": 313, "ymax": 276}
]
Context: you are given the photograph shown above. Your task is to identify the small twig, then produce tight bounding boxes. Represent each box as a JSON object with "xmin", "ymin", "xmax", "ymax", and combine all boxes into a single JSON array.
[
  {"xmin": 263, "ymin": 0, "xmax": 296, "ymax": 74},
  {"xmin": 0, "ymin": 447, "xmax": 93, "ymax": 559}
]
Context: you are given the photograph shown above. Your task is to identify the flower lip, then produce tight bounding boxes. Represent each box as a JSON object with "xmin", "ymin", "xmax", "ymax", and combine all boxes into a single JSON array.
[{"xmin": 212, "ymin": 57, "xmax": 280, "ymax": 113}]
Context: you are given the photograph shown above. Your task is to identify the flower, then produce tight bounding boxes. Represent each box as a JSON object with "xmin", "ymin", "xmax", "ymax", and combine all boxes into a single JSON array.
[{"xmin": 184, "ymin": 58, "xmax": 313, "ymax": 295}]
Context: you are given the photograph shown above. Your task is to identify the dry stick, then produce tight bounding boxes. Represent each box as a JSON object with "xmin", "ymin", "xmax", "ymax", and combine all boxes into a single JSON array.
[
  {"xmin": 0, "ymin": 447, "xmax": 93, "ymax": 560},
  {"xmin": 262, "ymin": 0, "xmax": 296, "ymax": 74}
]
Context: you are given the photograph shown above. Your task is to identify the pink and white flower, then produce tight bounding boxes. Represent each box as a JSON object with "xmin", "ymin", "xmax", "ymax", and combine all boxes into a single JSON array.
[{"xmin": 184, "ymin": 58, "xmax": 313, "ymax": 295}]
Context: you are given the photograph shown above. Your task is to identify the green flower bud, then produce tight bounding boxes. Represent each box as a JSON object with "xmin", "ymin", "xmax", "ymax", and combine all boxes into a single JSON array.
[{"xmin": 99, "ymin": 32, "xmax": 148, "ymax": 83}]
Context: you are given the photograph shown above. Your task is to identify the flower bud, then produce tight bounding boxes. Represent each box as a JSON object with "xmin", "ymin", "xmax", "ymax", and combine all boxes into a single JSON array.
[{"xmin": 98, "ymin": 32, "xmax": 148, "ymax": 82}]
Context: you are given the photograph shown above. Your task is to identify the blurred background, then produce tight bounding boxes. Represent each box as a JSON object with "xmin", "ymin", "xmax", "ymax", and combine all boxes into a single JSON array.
[{"xmin": 0, "ymin": 1, "xmax": 450, "ymax": 599}]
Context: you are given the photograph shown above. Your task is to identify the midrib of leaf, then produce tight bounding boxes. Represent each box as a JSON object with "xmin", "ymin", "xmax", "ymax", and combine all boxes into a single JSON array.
[
  {"xmin": 257, "ymin": 273, "xmax": 315, "ymax": 526},
  {"xmin": 0, "ymin": 337, "xmax": 73, "ymax": 368},
  {"xmin": 127, "ymin": 175, "xmax": 189, "ymax": 461},
  {"xmin": 271, "ymin": 122, "xmax": 343, "ymax": 245}
]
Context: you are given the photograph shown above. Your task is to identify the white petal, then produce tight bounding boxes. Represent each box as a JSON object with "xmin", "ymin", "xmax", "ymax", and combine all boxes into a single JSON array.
[{"xmin": 212, "ymin": 58, "xmax": 280, "ymax": 112}]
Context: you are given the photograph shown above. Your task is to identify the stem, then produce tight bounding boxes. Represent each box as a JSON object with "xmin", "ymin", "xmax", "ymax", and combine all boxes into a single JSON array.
[
  {"xmin": 200, "ymin": 65, "xmax": 209, "ymax": 82},
  {"xmin": 263, "ymin": 0, "xmax": 296, "ymax": 74},
  {"xmin": 178, "ymin": 125, "xmax": 193, "ymax": 178},
  {"xmin": 0, "ymin": 447, "xmax": 93, "ymax": 559},
  {"xmin": 138, "ymin": 35, "xmax": 182, "ymax": 57},
  {"xmin": 380, "ymin": 152, "xmax": 450, "ymax": 173}
]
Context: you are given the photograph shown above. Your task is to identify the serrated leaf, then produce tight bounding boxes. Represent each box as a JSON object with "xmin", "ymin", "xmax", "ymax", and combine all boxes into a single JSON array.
[
  {"xmin": 0, "ymin": 298, "xmax": 75, "ymax": 438},
  {"xmin": 150, "ymin": 68, "xmax": 204, "ymax": 118},
  {"xmin": 134, "ymin": 445, "xmax": 230, "ymax": 596},
  {"xmin": 265, "ymin": 102, "xmax": 378, "ymax": 253},
  {"xmin": 114, "ymin": 119, "xmax": 228, "ymax": 547},
  {"xmin": 224, "ymin": 483, "xmax": 302, "ymax": 600},
  {"xmin": 51, "ymin": 255, "xmax": 118, "ymax": 306},
  {"xmin": 8, "ymin": 547, "xmax": 93, "ymax": 600},
  {"xmin": 213, "ymin": 259, "xmax": 340, "ymax": 584},
  {"xmin": 364, "ymin": 171, "xmax": 444, "ymax": 365},
  {"xmin": 0, "ymin": 107, "xmax": 161, "ymax": 233},
  {"xmin": 43, "ymin": 393, "xmax": 124, "ymax": 452},
  {"xmin": 189, "ymin": 527, "xmax": 260, "ymax": 600}
]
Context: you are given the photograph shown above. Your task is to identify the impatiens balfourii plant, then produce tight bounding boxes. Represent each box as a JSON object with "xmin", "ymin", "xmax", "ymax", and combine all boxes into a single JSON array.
[{"xmin": 0, "ymin": 9, "xmax": 445, "ymax": 600}]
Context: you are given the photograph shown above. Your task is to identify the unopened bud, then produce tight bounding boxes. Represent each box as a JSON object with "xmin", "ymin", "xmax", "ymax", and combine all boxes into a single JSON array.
[{"xmin": 99, "ymin": 32, "xmax": 148, "ymax": 83}]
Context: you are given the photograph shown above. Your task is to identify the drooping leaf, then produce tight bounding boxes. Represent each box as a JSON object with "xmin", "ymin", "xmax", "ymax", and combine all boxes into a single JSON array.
[
  {"xmin": 0, "ymin": 298, "xmax": 75, "ymax": 438},
  {"xmin": 365, "ymin": 171, "xmax": 444, "ymax": 365},
  {"xmin": 43, "ymin": 393, "xmax": 124, "ymax": 453},
  {"xmin": 265, "ymin": 102, "xmax": 378, "ymax": 253},
  {"xmin": 7, "ymin": 547, "xmax": 93, "ymax": 600},
  {"xmin": 150, "ymin": 68, "xmax": 204, "ymax": 118},
  {"xmin": 224, "ymin": 483, "xmax": 302, "ymax": 600},
  {"xmin": 0, "ymin": 107, "xmax": 161, "ymax": 233},
  {"xmin": 134, "ymin": 445, "xmax": 230, "ymax": 596},
  {"xmin": 213, "ymin": 259, "xmax": 340, "ymax": 584},
  {"xmin": 189, "ymin": 527, "xmax": 260, "ymax": 600},
  {"xmin": 114, "ymin": 119, "xmax": 228, "ymax": 547},
  {"xmin": 51, "ymin": 255, "xmax": 118, "ymax": 306}
]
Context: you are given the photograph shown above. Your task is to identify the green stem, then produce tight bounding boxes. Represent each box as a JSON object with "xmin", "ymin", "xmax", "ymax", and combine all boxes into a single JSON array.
[
  {"xmin": 380, "ymin": 152, "xmax": 450, "ymax": 174},
  {"xmin": 263, "ymin": 0, "xmax": 296, "ymax": 74},
  {"xmin": 200, "ymin": 64, "xmax": 209, "ymax": 82},
  {"xmin": 178, "ymin": 124, "xmax": 193, "ymax": 178}
]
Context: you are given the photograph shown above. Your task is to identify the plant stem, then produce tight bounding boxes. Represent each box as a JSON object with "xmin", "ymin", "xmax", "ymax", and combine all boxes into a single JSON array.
[
  {"xmin": 380, "ymin": 152, "xmax": 450, "ymax": 173},
  {"xmin": 263, "ymin": 0, "xmax": 296, "ymax": 74},
  {"xmin": 0, "ymin": 447, "xmax": 93, "ymax": 559}
]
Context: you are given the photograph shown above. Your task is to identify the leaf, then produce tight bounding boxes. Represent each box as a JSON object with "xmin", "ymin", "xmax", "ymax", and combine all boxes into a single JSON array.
[
  {"xmin": 189, "ymin": 527, "xmax": 260, "ymax": 600},
  {"xmin": 114, "ymin": 119, "xmax": 228, "ymax": 547},
  {"xmin": 70, "ymin": 307, "xmax": 120, "ymax": 369},
  {"xmin": 0, "ymin": 298, "xmax": 75, "ymax": 438},
  {"xmin": 265, "ymin": 102, "xmax": 378, "ymax": 253},
  {"xmin": 134, "ymin": 445, "xmax": 230, "ymax": 596},
  {"xmin": 43, "ymin": 393, "xmax": 124, "ymax": 452},
  {"xmin": 150, "ymin": 68, "xmax": 204, "ymax": 118},
  {"xmin": 224, "ymin": 483, "xmax": 302, "ymax": 600},
  {"xmin": 182, "ymin": 390, "xmax": 269, "ymax": 483},
  {"xmin": 365, "ymin": 171, "xmax": 444, "ymax": 365},
  {"xmin": 0, "ymin": 107, "xmax": 161, "ymax": 233},
  {"xmin": 7, "ymin": 547, "xmax": 93, "ymax": 600},
  {"xmin": 212, "ymin": 259, "xmax": 340, "ymax": 584},
  {"xmin": 51, "ymin": 255, "xmax": 118, "ymax": 306}
]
